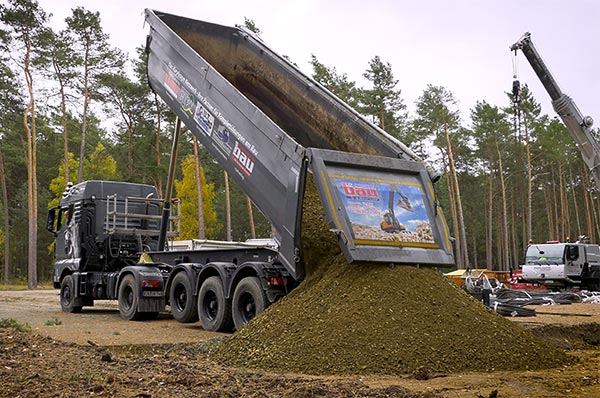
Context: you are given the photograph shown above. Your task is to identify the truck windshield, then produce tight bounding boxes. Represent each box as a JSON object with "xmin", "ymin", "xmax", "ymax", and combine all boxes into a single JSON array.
[{"xmin": 525, "ymin": 245, "xmax": 564, "ymax": 264}]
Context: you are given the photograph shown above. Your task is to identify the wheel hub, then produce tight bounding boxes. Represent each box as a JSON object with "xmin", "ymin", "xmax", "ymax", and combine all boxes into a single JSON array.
[
  {"xmin": 204, "ymin": 291, "xmax": 218, "ymax": 320},
  {"xmin": 241, "ymin": 293, "xmax": 256, "ymax": 322}
]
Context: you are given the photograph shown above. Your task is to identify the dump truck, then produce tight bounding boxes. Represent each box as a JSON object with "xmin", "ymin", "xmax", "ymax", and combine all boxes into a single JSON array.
[
  {"xmin": 511, "ymin": 33, "xmax": 600, "ymax": 291},
  {"xmin": 47, "ymin": 10, "xmax": 454, "ymax": 332}
]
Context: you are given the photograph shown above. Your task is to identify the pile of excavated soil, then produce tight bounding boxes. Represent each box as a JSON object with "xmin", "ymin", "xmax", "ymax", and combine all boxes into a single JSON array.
[{"xmin": 213, "ymin": 178, "xmax": 571, "ymax": 375}]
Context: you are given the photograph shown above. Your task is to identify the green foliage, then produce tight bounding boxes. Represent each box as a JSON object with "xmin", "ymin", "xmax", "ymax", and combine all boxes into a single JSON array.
[
  {"xmin": 0, "ymin": 56, "xmax": 19, "ymax": 121},
  {"xmin": 242, "ymin": 17, "xmax": 261, "ymax": 35},
  {"xmin": 0, "ymin": 318, "xmax": 32, "ymax": 333},
  {"xmin": 48, "ymin": 145, "xmax": 118, "ymax": 209},
  {"xmin": 174, "ymin": 154, "xmax": 218, "ymax": 239},
  {"xmin": 65, "ymin": 7, "xmax": 123, "ymax": 72},
  {"xmin": 412, "ymin": 85, "xmax": 463, "ymax": 162},
  {"xmin": 44, "ymin": 317, "xmax": 61, "ymax": 326},
  {"xmin": 48, "ymin": 153, "xmax": 77, "ymax": 209},
  {"xmin": 84, "ymin": 143, "xmax": 118, "ymax": 180},
  {"xmin": 310, "ymin": 55, "xmax": 362, "ymax": 109},
  {"xmin": 361, "ymin": 56, "xmax": 407, "ymax": 139},
  {"xmin": 0, "ymin": 0, "xmax": 48, "ymax": 44}
]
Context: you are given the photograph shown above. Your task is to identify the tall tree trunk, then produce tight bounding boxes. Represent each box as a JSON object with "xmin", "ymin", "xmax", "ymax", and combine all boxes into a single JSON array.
[
  {"xmin": 0, "ymin": 145, "xmax": 10, "ymax": 285},
  {"xmin": 569, "ymin": 168, "xmax": 582, "ymax": 237},
  {"xmin": 246, "ymin": 196, "xmax": 255, "ymax": 239},
  {"xmin": 471, "ymin": 234, "xmax": 478, "ymax": 268},
  {"xmin": 23, "ymin": 36, "xmax": 37, "ymax": 289},
  {"xmin": 551, "ymin": 168, "xmax": 560, "ymax": 239},
  {"xmin": 511, "ymin": 194, "xmax": 518, "ymax": 269},
  {"xmin": 582, "ymin": 163, "xmax": 594, "ymax": 240},
  {"xmin": 557, "ymin": 162, "xmax": 568, "ymax": 239},
  {"xmin": 444, "ymin": 126, "xmax": 468, "ymax": 267},
  {"xmin": 441, "ymin": 152, "xmax": 461, "ymax": 268},
  {"xmin": 224, "ymin": 171, "xmax": 231, "ymax": 241},
  {"xmin": 193, "ymin": 137, "xmax": 205, "ymax": 239},
  {"xmin": 524, "ymin": 122, "xmax": 532, "ymax": 243},
  {"xmin": 544, "ymin": 182, "xmax": 554, "ymax": 240},
  {"xmin": 127, "ymin": 125, "xmax": 134, "ymax": 178},
  {"xmin": 53, "ymin": 59, "xmax": 70, "ymax": 183},
  {"xmin": 495, "ymin": 206, "xmax": 504, "ymax": 269},
  {"xmin": 496, "ymin": 141, "xmax": 510, "ymax": 271},
  {"xmin": 486, "ymin": 161, "xmax": 494, "ymax": 269},
  {"xmin": 78, "ymin": 43, "xmax": 91, "ymax": 183}
]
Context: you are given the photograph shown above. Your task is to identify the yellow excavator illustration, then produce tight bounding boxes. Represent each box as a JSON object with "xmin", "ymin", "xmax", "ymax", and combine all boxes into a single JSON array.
[{"xmin": 380, "ymin": 185, "xmax": 413, "ymax": 233}]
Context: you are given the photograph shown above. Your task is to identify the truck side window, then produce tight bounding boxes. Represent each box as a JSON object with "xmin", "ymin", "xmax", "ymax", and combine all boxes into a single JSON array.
[{"xmin": 566, "ymin": 246, "xmax": 579, "ymax": 261}]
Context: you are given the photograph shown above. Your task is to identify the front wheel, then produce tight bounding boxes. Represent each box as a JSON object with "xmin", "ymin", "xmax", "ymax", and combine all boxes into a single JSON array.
[
  {"xmin": 118, "ymin": 274, "xmax": 143, "ymax": 321},
  {"xmin": 197, "ymin": 276, "xmax": 233, "ymax": 332},
  {"xmin": 232, "ymin": 276, "xmax": 268, "ymax": 331},
  {"xmin": 60, "ymin": 275, "xmax": 82, "ymax": 313},
  {"xmin": 169, "ymin": 272, "xmax": 199, "ymax": 323}
]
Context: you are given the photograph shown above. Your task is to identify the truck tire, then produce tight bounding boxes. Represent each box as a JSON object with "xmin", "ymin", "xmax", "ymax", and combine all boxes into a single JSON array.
[
  {"xmin": 232, "ymin": 276, "xmax": 268, "ymax": 331},
  {"xmin": 118, "ymin": 274, "xmax": 143, "ymax": 321},
  {"xmin": 60, "ymin": 275, "xmax": 82, "ymax": 313},
  {"xmin": 169, "ymin": 272, "xmax": 199, "ymax": 323},
  {"xmin": 197, "ymin": 276, "xmax": 233, "ymax": 332}
]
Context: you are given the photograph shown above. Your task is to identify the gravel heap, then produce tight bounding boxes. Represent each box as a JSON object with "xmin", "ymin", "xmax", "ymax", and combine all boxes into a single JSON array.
[{"xmin": 213, "ymin": 178, "xmax": 570, "ymax": 375}]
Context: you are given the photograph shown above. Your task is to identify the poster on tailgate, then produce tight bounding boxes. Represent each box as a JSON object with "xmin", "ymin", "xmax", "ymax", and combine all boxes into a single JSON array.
[{"xmin": 331, "ymin": 176, "xmax": 435, "ymax": 246}]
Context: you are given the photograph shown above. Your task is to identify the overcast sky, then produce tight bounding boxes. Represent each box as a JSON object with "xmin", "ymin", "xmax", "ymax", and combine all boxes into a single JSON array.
[{"xmin": 37, "ymin": 0, "xmax": 600, "ymax": 126}]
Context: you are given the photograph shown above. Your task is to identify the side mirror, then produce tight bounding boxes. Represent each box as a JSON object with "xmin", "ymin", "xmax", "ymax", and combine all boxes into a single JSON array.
[{"xmin": 46, "ymin": 208, "xmax": 56, "ymax": 234}]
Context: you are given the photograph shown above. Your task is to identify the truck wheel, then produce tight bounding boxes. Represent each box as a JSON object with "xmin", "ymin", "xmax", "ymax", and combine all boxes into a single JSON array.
[
  {"xmin": 169, "ymin": 272, "xmax": 199, "ymax": 323},
  {"xmin": 197, "ymin": 276, "xmax": 233, "ymax": 332},
  {"xmin": 232, "ymin": 276, "xmax": 268, "ymax": 331},
  {"xmin": 60, "ymin": 275, "xmax": 82, "ymax": 313},
  {"xmin": 118, "ymin": 274, "xmax": 143, "ymax": 321}
]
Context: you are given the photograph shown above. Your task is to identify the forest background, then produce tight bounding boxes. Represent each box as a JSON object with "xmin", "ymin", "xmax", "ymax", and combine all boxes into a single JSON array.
[{"xmin": 1, "ymin": 0, "xmax": 598, "ymax": 288}]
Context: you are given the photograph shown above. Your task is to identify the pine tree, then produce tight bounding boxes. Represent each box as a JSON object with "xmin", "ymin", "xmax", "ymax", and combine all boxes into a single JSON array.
[
  {"xmin": 46, "ymin": 29, "xmax": 79, "ymax": 184},
  {"xmin": 361, "ymin": 56, "xmax": 407, "ymax": 140},
  {"xmin": 413, "ymin": 85, "xmax": 468, "ymax": 268},
  {"xmin": 471, "ymin": 101, "xmax": 512, "ymax": 269},
  {"xmin": 95, "ymin": 71, "xmax": 148, "ymax": 180},
  {"xmin": 310, "ymin": 55, "xmax": 361, "ymax": 109},
  {"xmin": 65, "ymin": 7, "xmax": 123, "ymax": 183},
  {"xmin": 1, "ymin": 0, "xmax": 50, "ymax": 288}
]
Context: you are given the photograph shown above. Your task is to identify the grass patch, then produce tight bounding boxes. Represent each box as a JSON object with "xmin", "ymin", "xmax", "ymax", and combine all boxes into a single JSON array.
[
  {"xmin": 45, "ymin": 317, "xmax": 62, "ymax": 326},
  {"xmin": 0, "ymin": 283, "xmax": 54, "ymax": 291},
  {"xmin": 0, "ymin": 318, "xmax": 32, "ymax": 333}
]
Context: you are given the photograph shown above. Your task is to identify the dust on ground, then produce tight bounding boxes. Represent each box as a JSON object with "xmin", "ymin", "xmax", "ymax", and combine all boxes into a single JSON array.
[{"xmin": 1, "ymin": 288, "xmax": 600, "ymax": 398}]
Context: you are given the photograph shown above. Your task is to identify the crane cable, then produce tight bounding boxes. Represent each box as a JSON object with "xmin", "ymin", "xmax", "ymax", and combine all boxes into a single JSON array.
[{"xmin": 512, "ymin": 50, "xmax": 521, "ymax": 104}]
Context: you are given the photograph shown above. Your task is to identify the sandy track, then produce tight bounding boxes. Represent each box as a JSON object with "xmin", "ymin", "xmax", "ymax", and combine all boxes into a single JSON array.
[{"xmin": 0, "ymin": 289, "xmax": 221, "ymax": 345}]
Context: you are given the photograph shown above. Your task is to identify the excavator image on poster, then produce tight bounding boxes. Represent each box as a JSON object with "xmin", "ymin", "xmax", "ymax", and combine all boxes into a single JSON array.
[{"xmin": 380, "ymin": 185, "xmax": 414, "ymax": 233}]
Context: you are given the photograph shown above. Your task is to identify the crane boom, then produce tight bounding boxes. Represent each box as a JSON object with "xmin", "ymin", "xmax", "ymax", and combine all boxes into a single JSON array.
[{"xmin": 511, "ymin": 32, "xmax": 600, "ymax": 189}]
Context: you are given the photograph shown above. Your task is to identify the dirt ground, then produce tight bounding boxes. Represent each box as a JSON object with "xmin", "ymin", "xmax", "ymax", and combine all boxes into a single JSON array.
[{"xmin": 1, "ymin": 289, "xmax": 600, "ymax": 398}]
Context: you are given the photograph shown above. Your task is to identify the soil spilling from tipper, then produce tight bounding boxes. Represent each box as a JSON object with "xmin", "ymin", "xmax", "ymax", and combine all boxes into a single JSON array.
[{"xmin": 213, "ymin": 178, "xmax": 571, "ymax": 375}]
